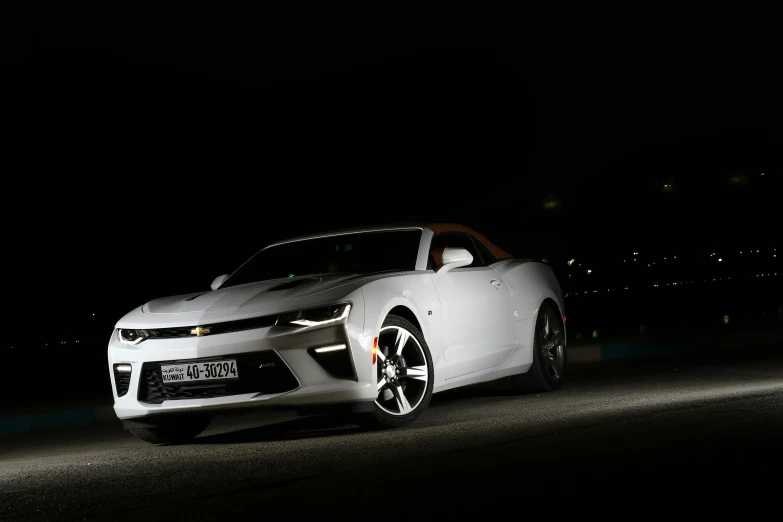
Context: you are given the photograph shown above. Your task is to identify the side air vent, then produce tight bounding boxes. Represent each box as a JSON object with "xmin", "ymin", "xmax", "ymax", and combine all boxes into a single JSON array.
[
  {"xmin": 308, "ymin": 344, "xmax": 356, "ymax": 380},
  {"xmin": 113, "ymin": 364, "xmax": 132, "ymax": 397}
]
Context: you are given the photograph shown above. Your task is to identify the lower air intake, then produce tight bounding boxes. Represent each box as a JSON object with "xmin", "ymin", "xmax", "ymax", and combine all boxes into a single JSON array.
[
  {"xmin": 138, "ymin": 351, "xmax": 299, "ymax": 404},
  {"xmin": 308, "ymin": 345, "xmax": 356, "ymax": 380},
  {"xmin": 113, "ymin": 364, "xmax": 131, "ymax": 397}
]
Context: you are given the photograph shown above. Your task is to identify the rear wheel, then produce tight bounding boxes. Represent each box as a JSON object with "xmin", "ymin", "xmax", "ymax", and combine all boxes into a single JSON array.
[
  {"xmin": 511, "ymin": 302, "xmax": 566, "ymax": 392},
  {"xmin": 128, "ymin": 415, "xmax": 212, "ymax": 445},
  {"xmin": 354, "ymin": 314, "xmax": 434, "ymax": 430}
]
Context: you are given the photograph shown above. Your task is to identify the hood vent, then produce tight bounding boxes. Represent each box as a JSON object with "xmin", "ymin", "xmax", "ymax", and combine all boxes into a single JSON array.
[
  {"xmin": 266, "ymin": 278, "xmax": 319, "ymax": 292},
  {"xmin": 184, "ymin": 293, "xmax": 209, "ymax": 301}
]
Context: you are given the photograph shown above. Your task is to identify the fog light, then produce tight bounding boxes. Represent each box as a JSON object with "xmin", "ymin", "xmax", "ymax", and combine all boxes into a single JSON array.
[
  {"xmin": 113, "ymin": 363, "xmax": 132, "ymax": 397},
  {"xmin": 308, "ymin": 344, "xmax": 355, "ymax": 380},
  {"xmin": 313, "ymin": 344, "xmax": 346, "ymax": 353}
]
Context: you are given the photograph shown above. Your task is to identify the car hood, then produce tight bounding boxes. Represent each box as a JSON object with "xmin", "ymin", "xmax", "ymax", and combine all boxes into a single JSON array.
[{"xmin": 141, "ymin": 272, "xmax": 393, "ymax": 315}]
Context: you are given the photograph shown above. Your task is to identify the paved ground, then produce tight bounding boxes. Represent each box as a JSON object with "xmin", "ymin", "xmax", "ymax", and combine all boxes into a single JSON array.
[{"xmin": 2, "ymin": 344, "xmax": 783, "ymax": 521}]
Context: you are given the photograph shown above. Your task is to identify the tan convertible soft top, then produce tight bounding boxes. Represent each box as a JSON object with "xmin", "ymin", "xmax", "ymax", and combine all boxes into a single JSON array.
[
  {"xmin": 424, "ymin": 223, "xmax": 512, "ymax": 260},
  {"xmin": 282, "ymin": 222, "xmax": 512, "ymax": 260}
]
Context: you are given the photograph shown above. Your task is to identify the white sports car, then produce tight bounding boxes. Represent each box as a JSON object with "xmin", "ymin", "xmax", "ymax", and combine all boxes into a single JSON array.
[{"xmin": 109, "ymin": 224, "xmax": 566, "ymax": 444}]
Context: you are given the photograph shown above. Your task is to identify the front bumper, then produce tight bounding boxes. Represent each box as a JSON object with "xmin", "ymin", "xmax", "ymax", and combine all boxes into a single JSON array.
[{"xmin": 108, "ymin": 319, "xmax": 376, "ymax": 421}]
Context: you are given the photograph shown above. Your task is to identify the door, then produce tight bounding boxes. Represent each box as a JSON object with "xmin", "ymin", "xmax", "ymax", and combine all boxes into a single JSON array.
[{"xmin": 428, "ymin": 232, "xmax": 515, "ymax": 379}]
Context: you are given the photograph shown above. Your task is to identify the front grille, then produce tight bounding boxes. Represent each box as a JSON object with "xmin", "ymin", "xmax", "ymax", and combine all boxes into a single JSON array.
[
  {"xmin": 138, "ymin": 351, "xmax": 299, "ymax": 404},
  {"xmin": 141, "ymin": 314, "xmax": 278, "ymax": 340},
  {"xmin": 113, "ymin": 365, "xmax": 131, "ymax": 397}
]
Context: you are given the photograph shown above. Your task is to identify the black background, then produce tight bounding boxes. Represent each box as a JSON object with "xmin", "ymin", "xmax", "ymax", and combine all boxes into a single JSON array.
[{"xmin": 3, "ymin": 6, "xmax": 781, "ymax": 344}]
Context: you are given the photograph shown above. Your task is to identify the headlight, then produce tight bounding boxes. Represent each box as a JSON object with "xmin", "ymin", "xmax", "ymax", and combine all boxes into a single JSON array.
[
  {"xmin": 276, "ymin": 303, "xmax": 351, "ymax": 328},
  {"xmin": 118, "ymin": 328, "xmax": 148, "ymax": 345}
]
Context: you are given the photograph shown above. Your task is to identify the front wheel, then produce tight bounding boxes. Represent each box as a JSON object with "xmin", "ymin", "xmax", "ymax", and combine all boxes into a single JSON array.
[
  {"xmin": 353, "ymin": 314, "xmax": 434, "ymax": 430},
  {"xmin": 511, "ymin": 301, "xmax": 566, "ymax": 392}
]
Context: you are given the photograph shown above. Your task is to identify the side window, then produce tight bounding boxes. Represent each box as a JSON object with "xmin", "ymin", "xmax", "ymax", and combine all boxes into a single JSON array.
[
  {"xmin": 427, "ymin": 232, "xmax": 484, "ymax": 270},
  {"xmin": 470, "ymin": 235, "xmax": 497, "ymax": 265}
]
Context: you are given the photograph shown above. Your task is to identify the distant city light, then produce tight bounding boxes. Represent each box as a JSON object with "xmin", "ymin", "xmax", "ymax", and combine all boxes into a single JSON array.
[
  {"xmin": 92, "ymin": 313, "xmax": 95, "ymax": 316},
  {"xmin": 633, "ymin": 252, "xmax": 639, "ymax": 255},
  {"xmin": 587, "ymin": 269, "xmax": 592, "ymax": 274},
  {"xmin": 542, "ymin": 196, "xmax": 561, "ymax": 210},
  {"xmin": 760, "ymin": 172, "xmax": 765, "ymax": 176},
  {"xmin": 718, "ymin": 258, "xmax": 723, "ymax": 262},
  {"xmin": 567, "ymin": 259, "xmax": 575, "ymax": 266}
]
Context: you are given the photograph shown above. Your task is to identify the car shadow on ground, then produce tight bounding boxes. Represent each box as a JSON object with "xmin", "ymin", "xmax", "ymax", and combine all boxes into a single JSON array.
[
  {"xmin": 193, "ymin": 414, "xmax": 364, "ymax": 445},
  {"xmin": 191, "ymin": 380, "xmax": 527, "ymax": 445},
  {"xmin": 429, "ymin": 383, "xmax": 522, "ymax": 404}
]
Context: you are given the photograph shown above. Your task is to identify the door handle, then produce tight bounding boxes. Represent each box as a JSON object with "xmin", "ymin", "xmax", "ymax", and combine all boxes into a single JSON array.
[{"xmin": 490, "ymin": 279, "xmax": 502, "ymax": 289}]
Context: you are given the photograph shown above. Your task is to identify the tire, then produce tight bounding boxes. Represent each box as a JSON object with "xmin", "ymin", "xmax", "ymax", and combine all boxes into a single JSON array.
[
  {"xmin": 511, "ymin": 301, "xmax": 566, "ymax": 393},
  {"xmin": 128, "ymin": 415, "xmax": 212, "ymax": 445},
  {"xmin": 354, "ymin": 314, "xmax": 434, "ymax": 430}
]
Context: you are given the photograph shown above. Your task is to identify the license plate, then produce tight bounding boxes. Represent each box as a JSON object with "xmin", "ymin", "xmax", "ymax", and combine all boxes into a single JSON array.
[{"xmin": 160, "ymin": 360, "xmax": 238, "ymax": 384}]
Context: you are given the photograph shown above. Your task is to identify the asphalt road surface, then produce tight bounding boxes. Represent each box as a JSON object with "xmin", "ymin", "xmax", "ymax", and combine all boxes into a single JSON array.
[{"xmin": 3, "ymin": 345, "xmax": 783, "ymax": 521}]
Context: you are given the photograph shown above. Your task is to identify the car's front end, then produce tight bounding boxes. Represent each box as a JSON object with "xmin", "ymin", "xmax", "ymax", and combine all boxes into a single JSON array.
[
  {"xmin": 107, "ymin": 227, "xmax": 429, "ymax": 441},
  {"xmin": 108, "ymin": 287, "xmax": 381, "ymax": 428}
]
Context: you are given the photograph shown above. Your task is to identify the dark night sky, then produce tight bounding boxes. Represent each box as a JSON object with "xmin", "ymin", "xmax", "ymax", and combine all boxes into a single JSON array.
[{"xmin": 3, "ymin": 6, "xmax": 781, "ymax": 341}]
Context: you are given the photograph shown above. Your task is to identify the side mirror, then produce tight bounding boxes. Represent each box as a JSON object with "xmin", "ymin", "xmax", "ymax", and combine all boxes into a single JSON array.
[
  {"xmin": 211, "ymin": 274, "xmax": 229, "ymax": 291},
  {"xmin": 437, "ymin": 247, "xmax": 473, "ymax": 274}
]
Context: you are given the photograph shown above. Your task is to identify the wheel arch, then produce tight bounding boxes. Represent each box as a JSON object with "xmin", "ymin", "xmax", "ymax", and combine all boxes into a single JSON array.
[
  {"xmin": 529, "ymin": 297, "xmax": 567, "ymax": 350},
  {"xmin": 368, "ymin": 296, "xmax": 431, "ymax": 343},
  {"xmin": 374, "ymin": 298, "xmax": 443, "ymax": 370},
  {"xmin": 387, "ymin": 305, "xmax": 423, "ymax": 334},
  {"xmin": 541, "ymin": 297, "xmax": 564, "ymax": 319}
]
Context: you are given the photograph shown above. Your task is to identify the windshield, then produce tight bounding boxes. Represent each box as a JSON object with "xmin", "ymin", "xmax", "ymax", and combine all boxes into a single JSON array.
[{"xmin": 221, "ymin": 229, "xmax": 423, "ymax": 288}]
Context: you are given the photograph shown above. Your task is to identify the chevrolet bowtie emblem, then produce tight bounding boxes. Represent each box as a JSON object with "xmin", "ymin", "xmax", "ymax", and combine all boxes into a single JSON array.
[{"xmin": 190, "ymin": 327, "xmax": 211, "ymax": 336}]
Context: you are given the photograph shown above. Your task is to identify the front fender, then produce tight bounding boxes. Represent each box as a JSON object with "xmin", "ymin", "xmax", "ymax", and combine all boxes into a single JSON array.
[{"xmin": 359, "ymin": 273, "xmax": 445, "ymax": 380}]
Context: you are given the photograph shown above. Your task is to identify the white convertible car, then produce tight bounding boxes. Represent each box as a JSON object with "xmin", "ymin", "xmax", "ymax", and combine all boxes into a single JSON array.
[{"xmin": 109, "ymin": 224, "xmax": 566, "ymax": 444}]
